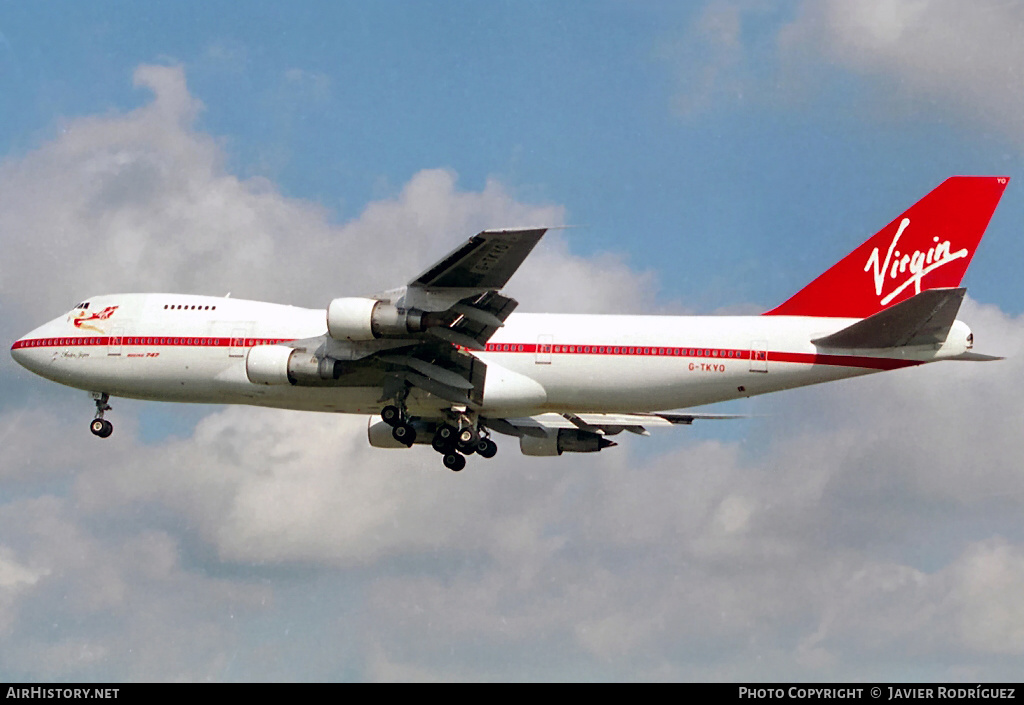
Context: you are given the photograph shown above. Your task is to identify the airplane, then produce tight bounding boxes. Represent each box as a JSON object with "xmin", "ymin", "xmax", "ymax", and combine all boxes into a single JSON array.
[{"xmin": 10, "ymin": 176, "xmax": 1009, "ymax": 471}]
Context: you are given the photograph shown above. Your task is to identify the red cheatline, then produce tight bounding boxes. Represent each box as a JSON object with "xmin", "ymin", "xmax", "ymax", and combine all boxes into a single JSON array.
[{"xmin": 12, "ymin": 337, "xmax": 923, "ymax": 371}]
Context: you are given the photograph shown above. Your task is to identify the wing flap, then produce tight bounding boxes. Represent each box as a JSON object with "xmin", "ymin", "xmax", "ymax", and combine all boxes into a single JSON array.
[
  {"xmin": 391, "ymin": 371, "xmax": 471, "ymax": 405},
  {"xmin": 426, "ymin": 326, "xmax": 487, "ymax": 351},
  {"xmin": 488, "ymin": 411, "xmax": 746, "ymax": 437},
  {"xmin": 378, "ymin": 355, "xmax": 475, "ymax": 390}
]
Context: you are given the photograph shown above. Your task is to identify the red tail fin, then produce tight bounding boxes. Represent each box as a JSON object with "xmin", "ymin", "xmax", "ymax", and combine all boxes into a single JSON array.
[{"xmin": 765, "ymin": 176, "xmax": 1009, "ymax": 318}]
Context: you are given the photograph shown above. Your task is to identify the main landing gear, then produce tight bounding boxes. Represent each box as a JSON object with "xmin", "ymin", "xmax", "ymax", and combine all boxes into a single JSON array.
[
  {"xmin": 379, "ymin": 402, "xmax": 497, "ymax": 472},
  {"xmin": 429, "ymin": 417, "xmax": 497, "ymax": 472},
  {"xmin": 381, "ymin": 404, "xmax": 417, "ymax": 447},
  {"xmin": 89, "ymin": 392, "xmax": 113, "ymax": 438}
]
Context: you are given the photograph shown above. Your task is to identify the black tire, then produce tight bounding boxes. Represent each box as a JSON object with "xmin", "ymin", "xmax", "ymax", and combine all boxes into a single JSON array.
[
  {"xmin": 432, "ymin": 432, "xmax": 454, "ymax": 454},
  {"xmin": 458, "ymin": 427, "xmax": 475, "ymax": 444},
  {"xmin": 381, "ymin": 405, "xmax": 401, "ymax": 426},
  {"xmin": 477, "ymin": 439, "xmax": 497, "ymax": 459},
  {"xmin": 91, "ymin": 419, "xmax": 113, "ymax": 438},
  {"xmin": 456, "ymin": 440, "xmax": 476, "ymax": 456},
  {"xmin": 392, "ymin": 423, "xmax": 416, "ymax": 447},
  {"xmin": 436, "ymin": 424, "xmax": 457, "ymax": 443},
  {"xmin": 443, "ymin": 453, "xmax": 466, "ymax": 472}
]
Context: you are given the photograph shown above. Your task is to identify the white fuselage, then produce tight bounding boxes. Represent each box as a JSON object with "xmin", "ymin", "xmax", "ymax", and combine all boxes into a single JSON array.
[{"xmin": 11, "ymin": 293, "xmax": 971, "ymax": 416}]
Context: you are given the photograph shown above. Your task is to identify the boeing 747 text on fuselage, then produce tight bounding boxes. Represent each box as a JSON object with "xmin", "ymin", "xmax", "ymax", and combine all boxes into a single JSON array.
[{"xmin": 11, "ymin": 177, "xmax": 1008, "ymax": 471}]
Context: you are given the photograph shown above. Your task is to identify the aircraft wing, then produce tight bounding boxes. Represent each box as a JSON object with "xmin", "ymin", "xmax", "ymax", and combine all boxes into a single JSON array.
[
  {"xmin": 322, "ymin": 228, "xmax": 547, "ymax": 409},
  {"xmin": 485, "ymin": 411, "xmax": 746, "ymax": 438},
  {"xmin": 388, "ymin": 227, "xmax": 547, "ymax": 353},
  {"xmin": 409, "ymin": 228, "xmax": 547, "ymax": 291}
]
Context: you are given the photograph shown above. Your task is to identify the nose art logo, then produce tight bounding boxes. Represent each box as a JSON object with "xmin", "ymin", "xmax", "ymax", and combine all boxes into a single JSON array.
[
  {"xmin": 864, "ymin": 218, "xmax": 968, "ymax": 305},
  {"xmin": 68, "ymin": 306, "xmax": 119, "ymax": 334}
]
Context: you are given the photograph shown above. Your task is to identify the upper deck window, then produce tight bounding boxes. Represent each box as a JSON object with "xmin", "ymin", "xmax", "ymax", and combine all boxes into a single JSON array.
[{"xmin": 163, "ymin": 303, "xmax": 216, "ymax": 311}]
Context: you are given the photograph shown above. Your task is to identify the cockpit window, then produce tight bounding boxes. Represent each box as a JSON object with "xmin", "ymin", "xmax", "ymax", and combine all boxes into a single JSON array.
[{"xmin": 74, "ymin": 302, "xmax": 90, "ymax": 310}]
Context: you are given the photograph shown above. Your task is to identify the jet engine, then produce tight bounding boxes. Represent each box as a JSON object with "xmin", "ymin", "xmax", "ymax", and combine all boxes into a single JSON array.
[
  {"xmin": 246, "ymin": 345, "xmax": 345, "ymax": 386},
  {"xmin": 519, "ymin": 429, "xmax": 616, "ymax": 456},
  {"xmin": 327, "ymin": 297, "xmax": 439, "ymax": 341},
  {"xmin": 367, "ymin": 419, "xmax": 434, "ymax": 448}
]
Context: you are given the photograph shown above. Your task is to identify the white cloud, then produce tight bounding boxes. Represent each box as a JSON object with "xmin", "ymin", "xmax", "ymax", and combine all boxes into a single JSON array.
[
  {"xmin": 661, "ymin": 0, "xmax": 1024, "ymax": 145},
  {"xmin": 0, "ymin": 551, "xmax": 42, "ymax": 590},
  {"xmin": 0, "ymin": 495, "xmax": 270, "ymax": 679},
  {"xmin": 783, "ymin": 0, "xmax": 1024, "ymax": 143},
  {"xmin": 953, "ymin": 539, "xmax": 1024, "ymax": 655}
]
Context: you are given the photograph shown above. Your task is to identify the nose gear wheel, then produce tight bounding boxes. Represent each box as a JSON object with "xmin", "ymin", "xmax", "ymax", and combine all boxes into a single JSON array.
[
  {"xmin": 89, "ymin": 393, "xmax": 113, "ymax": 438},
  {"xmin": 90, "ymin": 418, "xmax": 113, "ymax": 438}
]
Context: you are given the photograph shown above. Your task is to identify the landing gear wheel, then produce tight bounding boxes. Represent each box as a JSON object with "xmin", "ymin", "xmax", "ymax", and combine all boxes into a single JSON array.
[
  {"xmin": 432, "ymin": 425, "xmax": 457, "ymax": 453},
  {"xmin": 455, "ymin": 425, "xmax": 479, "ymax": 454},
  {"xmin": 89, "ymin": 393, "xmax": 113, "ymax": 438},
  {"xmin": 432, "ymin": 433, "xmax": 453, "ymax": 454},
  {"xmin": 443, "ymin": 453, "xmax": 466, "ymax": 472},
  {"xmin": 381, "ymin": 405, "xmax": 402, "ymax": 426},
  {"xmin": 436, "ymin": 424, "xmax": 457, "ymax": 445},
  {"xmin": 391, "ymin": 423, "xmax": 416, "ymax": 447},
  {"xmin": 90, "ymin": 419, "xmax": 113, "ymax": 438},
  {"xmin": 477, "ymin": 438, "xmax": 497, "ymax": 459}
]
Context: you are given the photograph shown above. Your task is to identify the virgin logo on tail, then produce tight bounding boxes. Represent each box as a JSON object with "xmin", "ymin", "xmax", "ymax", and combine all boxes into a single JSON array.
[
  {"xmin": 864, "ymin": 217, "xmax": 968, "ymax": 306},
  {"xmin": 765, "ymin": 176, "xmax": 1008, "ymax": 319}
]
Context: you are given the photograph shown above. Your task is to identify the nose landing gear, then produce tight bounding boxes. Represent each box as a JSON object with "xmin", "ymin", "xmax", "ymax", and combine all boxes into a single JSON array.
[{"xmin": 89, "ymin": 392, "xmax": 113, "ymax": 438}]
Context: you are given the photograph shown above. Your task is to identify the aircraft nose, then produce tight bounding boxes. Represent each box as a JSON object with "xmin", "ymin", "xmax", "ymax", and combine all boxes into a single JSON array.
[
  {"xmin": 11, "ymin": 334, "xmax": 35, "ymax": 370},
  {"xmin": 10, "ymin": 338, "xmax": 28, "ymax": 366},
  {"xmin": 10, "ymin": 322, "xmax": 52, "ymax": 374}
]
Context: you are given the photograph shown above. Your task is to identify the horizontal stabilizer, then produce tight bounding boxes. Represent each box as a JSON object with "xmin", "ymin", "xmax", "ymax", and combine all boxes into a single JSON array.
[
  {"xmin": 947, "ymin": 351, "xmax": 1005, "ymax": 362},
  {"xmin": 812, "ymin": 288, "xmax": 965, "ymax": 349}
]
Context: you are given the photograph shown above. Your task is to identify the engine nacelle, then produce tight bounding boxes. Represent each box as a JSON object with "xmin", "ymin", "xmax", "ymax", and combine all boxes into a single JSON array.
[
  {"xmin": 519, "ymin": 429, "xmax": 615, "ymax": 456},
  {"xmin": 367, "ymin": 419, "xmax": 433, "ymax": 448},
  {"xmin": 245, "ymin": 345, "xmax": 345, "ymax": 386},
  {"xmin": 326, "ymin": 297, "xmax": 430, "ymax": 341}
]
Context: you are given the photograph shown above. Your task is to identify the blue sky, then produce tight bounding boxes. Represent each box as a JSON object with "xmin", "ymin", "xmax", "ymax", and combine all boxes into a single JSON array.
[{"xmin": 3, "ymin": 0, "xmax": 1024, "ymax": 682}]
